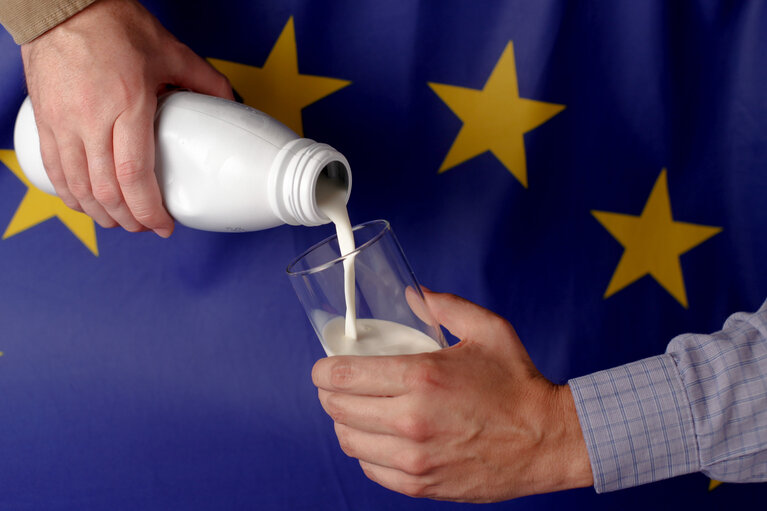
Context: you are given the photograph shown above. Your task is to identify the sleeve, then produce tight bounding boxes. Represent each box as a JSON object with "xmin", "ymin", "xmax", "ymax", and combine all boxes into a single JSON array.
[
  {"xmin": 568, "ymin": 299, "xmax": 767, "ymax": 492},
  {"xmin": 0, "ymin": 0, "xmax": 99, "ymax": 45}
]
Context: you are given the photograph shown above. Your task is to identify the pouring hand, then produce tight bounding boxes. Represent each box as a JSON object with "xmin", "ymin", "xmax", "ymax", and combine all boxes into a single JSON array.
[{"xmin": 21, "ymin": 0, "xmax": 233, "ymax": 236}]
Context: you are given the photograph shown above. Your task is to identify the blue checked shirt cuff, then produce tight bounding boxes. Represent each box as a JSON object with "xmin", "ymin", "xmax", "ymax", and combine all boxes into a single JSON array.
[{"xmin": 568, "ymin": 354, "xmax": 699, "ymax": 492}]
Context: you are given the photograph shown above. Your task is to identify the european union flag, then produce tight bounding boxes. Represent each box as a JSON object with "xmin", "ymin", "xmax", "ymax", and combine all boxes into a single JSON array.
[{"xmin": 1, "ymin": 1, "xmax": 765, "ymax": 509}]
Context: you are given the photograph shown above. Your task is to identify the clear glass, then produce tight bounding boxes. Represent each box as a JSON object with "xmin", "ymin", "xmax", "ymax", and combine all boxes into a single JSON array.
[{"xmin": 287, "ymin": 219, "xmax": 447, "ymax": 356}]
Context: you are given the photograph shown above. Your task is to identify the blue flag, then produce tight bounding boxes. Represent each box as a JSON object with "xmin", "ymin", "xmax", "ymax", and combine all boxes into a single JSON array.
[{"xmin": 1, "ymin": 1, "xmax": 765, "ymax": 509}]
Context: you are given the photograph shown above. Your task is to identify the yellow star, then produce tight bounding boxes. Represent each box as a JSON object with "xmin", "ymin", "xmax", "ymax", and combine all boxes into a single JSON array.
[
  {"xmin": 208, "ymin": 17, "xmax": 351, "ymax": 136},
  {"xmin": 708, "ymin": 479, "xmax": 723, "ymax": 491},
  {"xmin": 592, "ymin": 169, "xmax": 721, "ymax": 308},
  {"xmin": 1, "ymin": 149, "xmax": 98, "ymax": 256},
  {"xmin": 428, "ymin": 41, "xmax": 565, "ymax": 187}
]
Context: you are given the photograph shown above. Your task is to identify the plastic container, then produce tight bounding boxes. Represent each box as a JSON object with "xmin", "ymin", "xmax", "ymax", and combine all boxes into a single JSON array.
[{"xmin": 13, "ymin": 91, "xmax": 351, "ymax": 232}]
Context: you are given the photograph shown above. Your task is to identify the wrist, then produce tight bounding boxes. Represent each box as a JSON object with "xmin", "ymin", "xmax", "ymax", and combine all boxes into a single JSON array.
[{"xmin": 547, "ymin": 383, "xmax": 594, "ymax": 491}]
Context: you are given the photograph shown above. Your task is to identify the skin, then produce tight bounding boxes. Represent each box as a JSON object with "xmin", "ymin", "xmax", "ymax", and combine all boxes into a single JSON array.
[
  {"xmin": 312, "ymin": 289, "xmax": 594, "ymax": 502},
  {"xmin": 20, "ymin": 0, "xmax": 234, "ymax": 236}
]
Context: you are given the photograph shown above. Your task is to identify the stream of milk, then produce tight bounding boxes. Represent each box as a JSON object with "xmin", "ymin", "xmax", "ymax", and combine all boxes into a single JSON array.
[{"xmin": 315, "ymin": 175, "xmax": 441, "ymax": 355}]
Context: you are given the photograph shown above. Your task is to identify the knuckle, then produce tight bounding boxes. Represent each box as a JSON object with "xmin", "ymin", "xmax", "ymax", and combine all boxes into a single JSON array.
[
  {"xmin": 36, "ymin": 102, "xmax": 54, "ymax": 120},
  {"xmin": 169, "ymin": 38, "xmax": 192, "ymax": 57},
  {"xmin": 358, "ymin": 461, "xmax": 432, "ymax": 499},
  {"xmin": 358, "ymin": 460, "xmax": 374, "ymax": 478},
  {"xmin": 398, "ymin": 449, "xmax": 432, "ymax": 476},
  {"xmin": 131, "ymin": 205, "xmax": 162, "ymax": 225},
  {"xmin": 325, "ymin": 393, "xmax": 346, "ymax": 424},
  {"xmin": 494, "ymin": 316, "xmax": 519, "ymax": 343},
  {"xmin": 402, "ymin": 480, "xmax": 432, "ymax": 499},
  {"xmin": 38, "ymin": 103, "xmax": 63, "ymax": 126},
  {"xmin": 404, "ymin": 357, "xmax": 441, "ymax": 390},
  {"xmin": 77, "ymin": 97, "xmax": 105, "ymax": 124},
  {"xmin": 395, "ymin": 413, "xmax": 431, "ymax": 442},
  {"xmin": 91, "ymin": 181, "xmax": 123, "ymax": 209},
  {"xmin": 490, "ymin": 313, "xmax": 512, "ymax": 332},
  {"xmin": 61, "ymin": 197, "xmax": 82, "ymax": 211},
  {"xmin": 334, "ymin": 427, "xmax": 355, "ymax": 457},
  {"xmin": 67, "ymin": 179, "xmax": 93, "ymax": 201},
  {"xmin": 115, "ymin": 159, "xmax": 148, "ymax": 185},
  {"xmin": 217, "ymin": 73, "xmax": 231, "ymax": 90}
]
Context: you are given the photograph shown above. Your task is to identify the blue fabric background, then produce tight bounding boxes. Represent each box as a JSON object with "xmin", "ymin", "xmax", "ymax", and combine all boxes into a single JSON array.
[{"xmin": 1, "ymin": 1, "xmax": 765, "ymax": 509}]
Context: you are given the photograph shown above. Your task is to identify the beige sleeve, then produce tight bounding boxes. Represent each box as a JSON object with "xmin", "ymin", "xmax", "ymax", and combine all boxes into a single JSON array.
[{"xmin": 0, "ymin": 0, "xmax": 100, "ymax": 44}]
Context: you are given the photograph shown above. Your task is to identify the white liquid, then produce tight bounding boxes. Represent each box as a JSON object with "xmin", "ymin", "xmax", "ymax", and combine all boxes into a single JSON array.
[
  {"xmin": 321, "ymin": 317, "xmax": 441, "ymax": 356},
  {"xmin": 316, "ymin": 175, "xmax": 442, "ymax": 355},
  {"xmin": 317, "ymin": 176, "xmax": 357, "ymax": 339}
]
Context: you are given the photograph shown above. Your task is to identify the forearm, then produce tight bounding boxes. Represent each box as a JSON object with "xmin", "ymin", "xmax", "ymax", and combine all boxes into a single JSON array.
[
  {"xmin": 569, "ymin": 353, "xmax": 697, "ymax": 492},
  {"xmin": 0, "ymin": 0, "xmax": 99, "ymax": 44},
  {"xmin": 668, "ymin": 300, "xmax": 767, "ymax": 482},
  {"xmin": 570, "ymin": 298, "xmax": 767, "ymax": 492}
]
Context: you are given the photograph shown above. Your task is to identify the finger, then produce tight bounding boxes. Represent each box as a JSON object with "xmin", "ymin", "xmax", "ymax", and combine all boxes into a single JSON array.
[
  {"xmin": 335, "ymin": 423, "xmax": 435, "ymax": 475},
  {"xmin": 113, "ymin": 97, "xmax": 174, "ymax": 237},
  {"xmin": 422, "ymin": 290, "xmax": 515, "ymax": 346},
  {"xmin": 405, "ymin": 286, "xmax": 437, "ymax": 326},
  {"xmin": 170, "ymin": 46, "xmax": 234, "ymax": 100},
  {"xmin": 57, "ymin": 133, "xmax": 117, "ymax": 227},
  {"xmin": 318, "ymin": 389, "xmax": 407, "ymax": 435},
  {"xmin": 359, "ymin": 460, "xmax": 436, "ymax": 499},
  {"xmin": 312, "ymin": 355, "xmax": 414, "ymax": 396},
  {"xmin": 84, "ymin": 130, "xmax": 145, "ymax": 232},
  {"xmin": 36, "ymin": 124, "xmax": 81, "ymax": 211}
]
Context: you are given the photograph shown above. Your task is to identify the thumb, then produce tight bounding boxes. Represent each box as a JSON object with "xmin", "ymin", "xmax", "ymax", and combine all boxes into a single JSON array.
[
  {"xmin": 422, "ymin": 290, "xmax": 519, "ymax": 349},
  {"xmin": 168, "ymin": 46, "xmax": 234, "ymax": 100}
]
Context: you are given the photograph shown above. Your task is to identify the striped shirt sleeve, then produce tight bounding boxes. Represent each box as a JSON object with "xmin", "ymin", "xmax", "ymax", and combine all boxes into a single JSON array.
[{"xmin": 569, "ymin": 299, "xmax": 767, "ymax": 492}]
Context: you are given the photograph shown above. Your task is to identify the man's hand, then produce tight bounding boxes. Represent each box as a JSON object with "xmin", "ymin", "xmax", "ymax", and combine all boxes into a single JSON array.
[
  {"xmin": 312, "ymin": 290, "xmax": 593, "ymax": 502},
  {"xmin": 21, "ymin": 0, "xmax": 233, "ymax": 237}
]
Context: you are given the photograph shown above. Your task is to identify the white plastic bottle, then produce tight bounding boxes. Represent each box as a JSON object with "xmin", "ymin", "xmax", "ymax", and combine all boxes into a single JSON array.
[{"xmin": 13, "ymin": 91, "xmax": 351, "ymax": 232}]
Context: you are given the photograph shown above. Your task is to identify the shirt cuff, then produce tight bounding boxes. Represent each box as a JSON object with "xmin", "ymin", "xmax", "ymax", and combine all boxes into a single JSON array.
[
  {"xmin": 0, "ymin": 0, "xmax": 99, "ymax": 45},
  {"xmin": 569, "ymin": 354, "xmax": 700, "ymax": 492}
]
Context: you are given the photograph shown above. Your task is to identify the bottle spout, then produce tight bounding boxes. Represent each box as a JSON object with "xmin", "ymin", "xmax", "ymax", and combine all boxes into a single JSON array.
[
  {"xmin": 315, "ymin": 160, "xmax": 351, "ymax": 209},
  {"xmin": 273, "ymin": 139, "xmax": 352, "ymax": 227}
]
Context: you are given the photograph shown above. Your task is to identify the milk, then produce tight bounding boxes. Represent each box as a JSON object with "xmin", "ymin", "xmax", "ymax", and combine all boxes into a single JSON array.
[
  {"xmin": 316, "ymin": 176, "xmax": 441, "ymax": 356},
  {"xmin": 321, "ymin": 317, "xmax": 441, "ymax": 356},
  {"xmin": 317, "ymin": 175, "xmax": 357, "ymax": 339}
]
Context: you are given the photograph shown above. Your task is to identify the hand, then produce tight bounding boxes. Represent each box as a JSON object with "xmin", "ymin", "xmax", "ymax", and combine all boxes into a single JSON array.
[
  {"xmin": 21, "ymin": 0, "xmax": 233, "ymax": 237},
  {"xmin": 312, "ymin": 290, "xmax": 593, "ymax": 502}
]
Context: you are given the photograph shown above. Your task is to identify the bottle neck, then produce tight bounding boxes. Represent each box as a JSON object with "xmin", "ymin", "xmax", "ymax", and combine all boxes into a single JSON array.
[{"xmin": 270, "ymin": 138, "xmax": 352, "ymax": 226}]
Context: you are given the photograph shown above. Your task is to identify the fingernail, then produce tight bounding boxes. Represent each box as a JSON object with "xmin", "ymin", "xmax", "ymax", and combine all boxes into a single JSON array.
[{"xmin": 154, "ymin": 227, "xmax": 173, "ymax": 238}]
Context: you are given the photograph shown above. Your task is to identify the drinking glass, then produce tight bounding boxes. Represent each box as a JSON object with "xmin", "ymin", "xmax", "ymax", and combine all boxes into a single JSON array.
[{"xmin": 287, "ymin": 219, "xmax": 447, "ymax": 356}]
